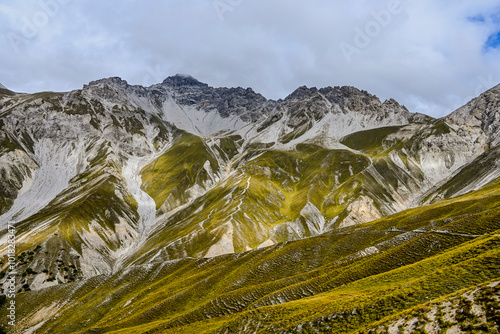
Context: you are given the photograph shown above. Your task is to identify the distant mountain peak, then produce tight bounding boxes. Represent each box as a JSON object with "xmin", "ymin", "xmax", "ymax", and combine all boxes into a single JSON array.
[
  {"xmin": 85, "ymin": 77, "xmax": 130, "ymax": 88},
  {"xmin": 162, "ymin": 74, "xmax": 208, "ymax": 87},
  {"xmin": 285, "ymin": 86, "xmax": 319, "ymax": 100}
]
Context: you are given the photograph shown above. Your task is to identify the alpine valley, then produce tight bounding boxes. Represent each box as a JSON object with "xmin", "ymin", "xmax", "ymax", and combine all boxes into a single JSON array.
[{"xmin": 0, "ymin": 75, "xmax": 499, "ymax": 333}]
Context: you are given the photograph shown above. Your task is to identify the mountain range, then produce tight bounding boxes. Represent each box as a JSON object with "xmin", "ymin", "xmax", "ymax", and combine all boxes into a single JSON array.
[{"xmin": 0, "ymin": 75, "xmax": 499, "ymax": 333}]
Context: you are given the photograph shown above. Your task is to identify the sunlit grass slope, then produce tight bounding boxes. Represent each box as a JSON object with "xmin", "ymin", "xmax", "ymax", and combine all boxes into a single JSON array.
[{"xmin": 5, "ymin": 180, "xmax": 500, "ymax": 333}]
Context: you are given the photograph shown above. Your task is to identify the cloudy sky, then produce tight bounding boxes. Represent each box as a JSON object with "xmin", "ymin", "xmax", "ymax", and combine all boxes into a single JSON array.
[{"xmin": 1, "ymin": 0, "xmax": 499, "ymax": 117}]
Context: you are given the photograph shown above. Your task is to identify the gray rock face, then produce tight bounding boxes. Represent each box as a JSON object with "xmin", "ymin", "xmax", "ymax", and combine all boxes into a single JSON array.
[
  {"xmin": 279, "ymin": 85, "xmax": 412, "ymax": 138},
  {"xmin": 447, "ymin": 84, "xmax": 500, "ymax": 146},
  {"xmin": 158, "ymin": 75, "xmax": 275, "ymax": 122},
  {"xmin": 76, "ymin": 75, "xmax": 416, "ymax": 138}
]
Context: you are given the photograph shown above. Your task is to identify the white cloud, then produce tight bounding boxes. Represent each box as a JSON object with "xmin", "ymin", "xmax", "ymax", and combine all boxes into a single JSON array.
[{"xmin": 0, "ymin": 0, "xmax": 499, "ymax": 117}]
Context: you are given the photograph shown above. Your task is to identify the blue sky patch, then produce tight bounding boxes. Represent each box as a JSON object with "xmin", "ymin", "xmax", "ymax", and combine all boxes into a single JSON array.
[
  {"xmin": 469, "ymin": 10, "xmax": 500, "ymax": 52},
  {"xmin": 485, "ymin": 31, "xmax": 500, "ymax": 50},
  {"xmin": 468, "ymin": 15, "xmax": 486, "ymax": 23},
  {"xmin": 492, "ymin": 11, "xmax": 500, "ymax": 23}
]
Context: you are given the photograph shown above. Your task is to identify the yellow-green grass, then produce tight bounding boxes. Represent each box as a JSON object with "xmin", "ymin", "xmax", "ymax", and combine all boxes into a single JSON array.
[
  {"xmin": 141, "ymin": 132, "xmax": 219, "ymax": 210},
  {"xmin": 5, "ymin": 181, "xmax": 500, "ymax": 333}
]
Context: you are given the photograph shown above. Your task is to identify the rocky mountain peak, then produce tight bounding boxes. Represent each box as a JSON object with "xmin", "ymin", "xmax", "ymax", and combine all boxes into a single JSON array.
[
  {"xmin": 285, "ymin": 86, "xmax": 319, "ymax": 101},
  {"xmin": 85, "ymin": 77, "xmax": 130, "ymax": 88},
  {"xmin": 0, "ymin": 83, "xmax": 6, "ymax": 89},
  {"xmin": 338, "ymin": 85, "xmax": 369, "ymax": 96},
  {"xmin": 446, "ymin": 82, "xmax": 500, "ymax": 144},
  {"xmin": 382, "ymin": 98, "xmax": 412, "ymax": 113},
  {"xmin": 382, "ymin": 98, "xmax": 402, "ymax": 107},
  {"xmin": 214, "ymin": 86, "xmax": 267, "ymax": 103},
  {"xmin": 162, "ymin": 74, "xmax": 208, "ymax": 88},
  {"xmin": 324, "ymin": 86, "xmax": 373, "ymax": 100}
]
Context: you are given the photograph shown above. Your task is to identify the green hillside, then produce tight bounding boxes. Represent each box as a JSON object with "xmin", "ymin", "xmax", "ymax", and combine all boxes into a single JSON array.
[{"xmin": 5, "ymin": 180, "xmax": 500, "ymax": 333}]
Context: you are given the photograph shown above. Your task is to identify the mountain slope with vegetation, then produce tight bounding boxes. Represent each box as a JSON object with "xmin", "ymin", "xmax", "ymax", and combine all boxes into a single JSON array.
[
  {"xmin": 4, "ymin": 179, "xmax": 500, "ymax": 333},
  {"xmin": 0, "ymin": 76, "xmax": 499, "ymax": 333}
]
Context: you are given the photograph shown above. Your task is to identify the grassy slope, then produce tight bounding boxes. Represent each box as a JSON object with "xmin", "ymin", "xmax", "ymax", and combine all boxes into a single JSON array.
[
  {"xmin": 244, "ymin": 144, "xmax": 372, "ymax": 222},
  {"xmin": 133, "ymin": 142, "xmax": 382, "ymax": 261},
  {"xmin": 340, "ymin": 126, "xmax": 403, "ymax": 155},
  {"xmin": 6, "ymin": 181, "xmax": 500, "ymax": 333},
  {"xmin": 141, "ymin": 132, "xmax": 220, "ymax": 211},
  {"xmin": 362, "ymin": 280, "xmax": 500, "ymax": 333},
  {"xmin": 133, "ymin": 127, "xmax": 441, "ymax": 262}
]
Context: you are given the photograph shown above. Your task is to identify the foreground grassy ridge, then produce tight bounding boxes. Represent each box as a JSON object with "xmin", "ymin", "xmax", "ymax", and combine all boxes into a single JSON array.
[
  {"xmin": 362, "ymin": 280, "xmax": 500, "ymax": 333},
  {"xmin": 6, "ymin": 183, "xmax": 500, "ymax": 333},
  {"xmin": 0, "ymin": 88, "xmax": 16, "ymax": 98},
  {"xmin": 205, "ymin": 236, "xmax": 500, "ymax": 334}
]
